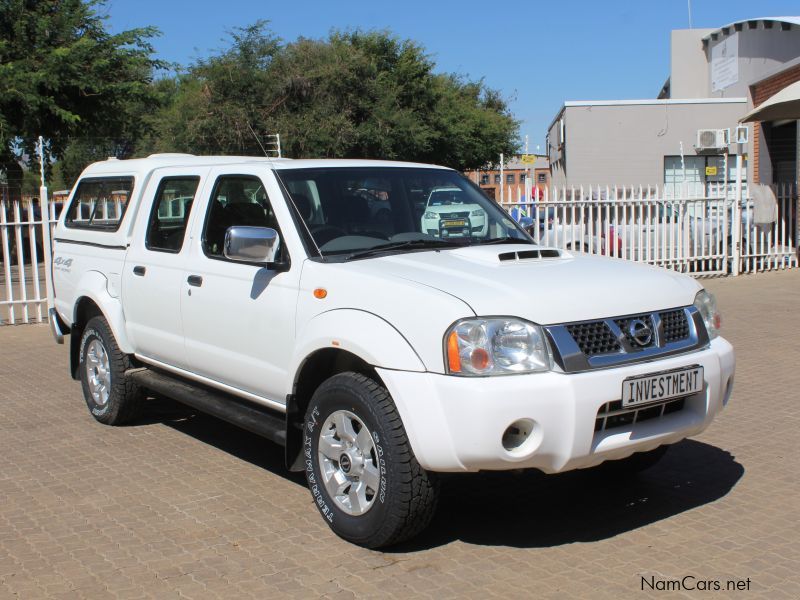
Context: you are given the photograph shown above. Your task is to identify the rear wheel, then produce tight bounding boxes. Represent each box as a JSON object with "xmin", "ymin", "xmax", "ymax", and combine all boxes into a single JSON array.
[
  {"xmin": 303, "ymin": 372, "xmax": 439, "ymax": 548},
  {"xmin": 79, "ymin": 316, "xmax": 143, "ymax": 425}
]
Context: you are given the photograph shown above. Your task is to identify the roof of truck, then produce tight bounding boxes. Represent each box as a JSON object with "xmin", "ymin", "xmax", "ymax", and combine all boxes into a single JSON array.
[{"xmin": 83, "ymin": 154, "xmax": 450, "ymax": 176}]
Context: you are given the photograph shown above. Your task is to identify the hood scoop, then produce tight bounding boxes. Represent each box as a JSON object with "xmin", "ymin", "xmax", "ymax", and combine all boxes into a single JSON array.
[{"xmin": 498, "ymin": 248, "xmax": 562, "ymax": 262}]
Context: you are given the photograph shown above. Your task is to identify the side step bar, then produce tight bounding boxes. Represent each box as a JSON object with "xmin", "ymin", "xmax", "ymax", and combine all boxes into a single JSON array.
[{"xmin": 126, "ymin": 368, "xmax": 286, "ymax": 446}]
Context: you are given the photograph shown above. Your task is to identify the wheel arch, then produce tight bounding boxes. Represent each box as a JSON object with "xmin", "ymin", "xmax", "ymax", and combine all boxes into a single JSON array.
[
  {"xmin": 69, "ymin": 272, "xmax": 133, "ymax": 379},
  {"xmin": 285, "ymin": 347, "xmax": 385, "ymax": 471}
]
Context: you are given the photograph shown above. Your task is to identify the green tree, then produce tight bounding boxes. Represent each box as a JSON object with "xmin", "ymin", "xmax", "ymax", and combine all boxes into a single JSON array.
[
  {"xmin": 154, "ymin": 23, "xmax": 518, "ymax": 170},
  {"xmin": 0, "ymin": 0, "xmax": 164, "ymax": 188}
]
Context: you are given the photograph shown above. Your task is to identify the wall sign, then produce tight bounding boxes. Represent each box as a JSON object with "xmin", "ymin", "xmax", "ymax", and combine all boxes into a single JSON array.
[{"xmin": 711, "ymin": 33, "xmax": 739, "ymax": 92}]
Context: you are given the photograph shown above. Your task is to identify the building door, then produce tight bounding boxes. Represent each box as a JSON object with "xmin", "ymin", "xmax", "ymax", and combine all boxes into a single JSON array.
[{"xmin": 765, "ymin": 121, "xmax": 798, "ymax": 186}]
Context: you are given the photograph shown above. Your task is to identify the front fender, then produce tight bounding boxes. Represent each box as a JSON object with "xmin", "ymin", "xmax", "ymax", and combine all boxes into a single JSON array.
[
  {"xmin": 72, "ymin": 270, "xmax": 134, "ymax": 355},
  {"xmin": 288, "ymin": 309, "xmax": 425, "ymax": 393}
]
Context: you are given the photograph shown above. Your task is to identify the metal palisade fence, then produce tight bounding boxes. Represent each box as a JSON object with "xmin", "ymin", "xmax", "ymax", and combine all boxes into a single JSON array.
[
  {"xmin": 0, "ymin": 193, "xmax": 61, "ymax": 325},
  {"xmin": 0, "ymin": 183, "xmax": 798, "ymax": 326},
  {"xmin": 501, "ymin": 184, "xmax": 798, "ymax": 277}
]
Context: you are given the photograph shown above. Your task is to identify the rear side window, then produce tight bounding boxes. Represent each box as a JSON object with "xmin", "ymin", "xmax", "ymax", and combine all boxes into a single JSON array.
[
  {"xmin": 65, "ymin": 177, "xmax": 135, "ymax": 230},
  {"xmin": 145, "ymin": 177, "xmax": 200, "ymax": 253}
]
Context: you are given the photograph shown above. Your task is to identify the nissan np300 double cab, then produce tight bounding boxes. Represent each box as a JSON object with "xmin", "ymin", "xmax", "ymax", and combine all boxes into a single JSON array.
[{"xmin": 49, "ymin": 154, "xmax": 735, "ymax": 548}]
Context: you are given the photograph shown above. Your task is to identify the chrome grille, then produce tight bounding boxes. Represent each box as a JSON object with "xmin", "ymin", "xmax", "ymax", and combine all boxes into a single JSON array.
[
  {"xmin": 565, "ymin": 322, "xmax": 621, "ymax": 356},
  {"xmin": 545, "ymin": 306, "xmax": 706, "ymax": 373},
  {"xmin": 443, "ymin": 211, "xmax": 469, "ymax": 219},
  {"xmin": 594, "ymin": 397, "xmax": 686, "ymax": 432},
  {"xmin": 660, "ymin": 309, "xmax": 689, "ymax": 342}
]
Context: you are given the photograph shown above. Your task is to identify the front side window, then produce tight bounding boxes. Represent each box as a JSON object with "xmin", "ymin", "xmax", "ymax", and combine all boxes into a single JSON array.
[
  {"xmin": 275, "ymin": 167, "xmax": 530, "ymax": 260},
  {"xmin": 145, "ymin": 177, "xmax": 200, "ymax": 253},
  {"xmin": 202, "ymin": 175, "xmax": 281, "ymax": 259},
  {"xmin": 65, "ymin": 177, "xmax": 134, "ymax": 230}
]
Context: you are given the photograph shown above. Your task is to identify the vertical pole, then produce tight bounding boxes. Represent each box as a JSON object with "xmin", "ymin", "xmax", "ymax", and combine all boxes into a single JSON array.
[
  {"xmin": 732, "ymin": 153, "xmax": 743, "ymax": 276},
  {"xmin": 524, "ymin": 135, "xmax": 531, "ymax": 213},
  {"xmin": 499, "ymin": 153, "xmax": 504, "ymax": 207},
  {"xmin": 38, "ymin": 136, "xmax": 54, "ymax": 310}
]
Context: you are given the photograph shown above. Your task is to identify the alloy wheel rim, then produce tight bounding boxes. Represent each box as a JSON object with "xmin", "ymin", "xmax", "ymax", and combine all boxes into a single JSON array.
[
  {"xmin": 318, "ymin": 410, "xmax": 381, "ymax": 516},
  {"xmin": 85, "ymin": 339, "xmax": 111, "ymax": 407}
]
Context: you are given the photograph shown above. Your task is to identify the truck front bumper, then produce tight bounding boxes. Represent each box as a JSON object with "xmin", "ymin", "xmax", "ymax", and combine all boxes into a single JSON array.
[{"xmin": 376, "ymin": 337, "xmax": 735, "ymax": 473}]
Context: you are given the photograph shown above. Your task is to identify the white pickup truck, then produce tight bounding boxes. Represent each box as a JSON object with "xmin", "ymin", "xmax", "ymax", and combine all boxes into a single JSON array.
[{"xmin": 49, "ymin": 154, "xmax": 735, "ymax": 548}]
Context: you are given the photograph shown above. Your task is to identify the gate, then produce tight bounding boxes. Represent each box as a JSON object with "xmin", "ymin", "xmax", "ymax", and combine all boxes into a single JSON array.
[
  {"xmin": 0, "ymin": 193, "xmax": 60, "ymax": 325},
  {"xmin": 501, "ymin": 184, "xmax": 798, "ymax": 276}
]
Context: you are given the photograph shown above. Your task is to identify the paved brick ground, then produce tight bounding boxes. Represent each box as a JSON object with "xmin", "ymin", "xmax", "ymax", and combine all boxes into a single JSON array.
[{"xmin": 1, "ymin": 270, "xmax": 799, "ymax": 599}]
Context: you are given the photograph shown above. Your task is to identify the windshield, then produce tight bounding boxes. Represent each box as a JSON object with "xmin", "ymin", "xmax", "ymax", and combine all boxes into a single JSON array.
[{"xmin": 276, "ymin": 167, "xmax": 530, "ymax": 259}]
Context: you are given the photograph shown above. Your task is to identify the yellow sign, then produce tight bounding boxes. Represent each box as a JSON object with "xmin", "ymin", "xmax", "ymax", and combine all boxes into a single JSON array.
[
  {"xmin": 520, "ymin": 154, "xmax": 536, "ymax": 164},
  {"xmin": 705, "ymin": 166, "xmax": 717, "ymax": 176}
]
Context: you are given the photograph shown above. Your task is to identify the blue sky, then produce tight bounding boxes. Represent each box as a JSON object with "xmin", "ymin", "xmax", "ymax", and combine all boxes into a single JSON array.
[{"xmin": 106, "ymin": 0, "xmax": 800, "ymax": 151}]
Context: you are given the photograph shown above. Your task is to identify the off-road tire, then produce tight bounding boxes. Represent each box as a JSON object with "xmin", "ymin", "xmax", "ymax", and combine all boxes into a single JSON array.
[
  {"xmin": 303, "ymin": 372, "xmax": 439, "ymax": 548},
  {"xmin": 79, "ymin": 316, "xmax": 144, "ymax": 425}
]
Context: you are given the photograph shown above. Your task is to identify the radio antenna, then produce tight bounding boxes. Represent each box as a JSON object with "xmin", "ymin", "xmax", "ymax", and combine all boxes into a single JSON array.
[{"xmin": 247, "ymin": 122, "xmax": 270, "ymax": 157}]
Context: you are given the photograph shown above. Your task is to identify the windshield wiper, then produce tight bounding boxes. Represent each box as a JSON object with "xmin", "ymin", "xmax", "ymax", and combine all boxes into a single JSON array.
[
  {"xmin": 472, "ymin": 236, "xmax": 535, "ymax": 246},
  {"xmin": 342, "ymin": 239, "xmax": 463, "ymax": 261}
]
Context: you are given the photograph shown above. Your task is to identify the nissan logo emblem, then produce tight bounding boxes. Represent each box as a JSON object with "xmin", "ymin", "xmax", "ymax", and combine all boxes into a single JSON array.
[{"xmin": 628, "ymin": 319, "xmax": 653, "ymax": 347}]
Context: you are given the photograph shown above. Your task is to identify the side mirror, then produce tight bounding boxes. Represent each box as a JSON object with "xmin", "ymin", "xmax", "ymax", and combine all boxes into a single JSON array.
[{"xmin": 224, "ymin": 226, "xmax": 282, "ymax": 266}]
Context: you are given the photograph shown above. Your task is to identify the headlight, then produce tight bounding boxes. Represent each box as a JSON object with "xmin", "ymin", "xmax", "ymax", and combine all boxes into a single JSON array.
[
  {"xmin": 693, "ymin": 290, "xmax": 721, "ymax": 339},
  {"xmin": 470, "ymin": 209, "xmax": 484, "ymax": 217},
  {"xmin": 424, "ymin": 211, "xmax": 437, "ymax": 219},
  {"xmin": 445, "ymin": 318, "xmax": 552, "ymax": 375}
]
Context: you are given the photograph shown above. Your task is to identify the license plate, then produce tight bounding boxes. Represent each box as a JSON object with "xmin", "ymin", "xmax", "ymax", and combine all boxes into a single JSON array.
[
  {"xmin": 441, "ymin": 219, "xmax": 468, "ymax": 228},
  {"xmin": 621, "ymin": 366, "xmax": 704, "ymax": 408}
]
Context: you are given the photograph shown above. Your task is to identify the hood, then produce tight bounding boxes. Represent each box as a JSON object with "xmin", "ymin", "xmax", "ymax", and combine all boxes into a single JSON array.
[{"xmin": 347, "ymin": 244, "xmax": 701, "ymax": 325}]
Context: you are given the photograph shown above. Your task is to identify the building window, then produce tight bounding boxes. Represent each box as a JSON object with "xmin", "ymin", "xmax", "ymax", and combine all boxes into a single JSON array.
[
  {"xmin": 663, "ymin": 155, "xmax": 747, "ymax": 199},
  {"xmin": 480, "ymin": 174, "xmax": 489, "ymax": 185},
  {"xmin": 537, "ymin": 173, "xmax": 547, "ymax": 184},
  {"xmin": 520, "ymin": 173, "xmax": 526, "ymax": 182},
  {"xmin": 494, "ymin": 174, "xmax": 501, "ymax": 184},
  {"xmin": 506, "ymin": 174, "xmax": 515, "ymax": 184}
]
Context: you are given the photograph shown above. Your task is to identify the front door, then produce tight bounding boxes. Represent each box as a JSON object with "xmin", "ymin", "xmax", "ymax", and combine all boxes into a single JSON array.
[{"xmin": 180, "ymin": 171, "xmax": 301, "ymax": 405}]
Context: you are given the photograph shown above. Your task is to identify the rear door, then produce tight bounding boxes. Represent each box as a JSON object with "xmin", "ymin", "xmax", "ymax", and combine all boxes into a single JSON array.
[{"xmin": 122, "ymin": 167, "xmax": 209, "ymax": 368}]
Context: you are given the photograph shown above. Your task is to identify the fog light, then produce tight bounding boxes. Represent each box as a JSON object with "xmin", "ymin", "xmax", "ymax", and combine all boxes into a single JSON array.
[{"xmin": 502, "ymin": 419, "xmax": 535, "ymax": 451}]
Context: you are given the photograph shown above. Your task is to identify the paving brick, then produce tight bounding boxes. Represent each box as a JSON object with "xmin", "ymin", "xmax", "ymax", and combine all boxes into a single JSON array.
[{"xmin": 0, "ymin": 270, "xmax": 798, "ymax": 598}]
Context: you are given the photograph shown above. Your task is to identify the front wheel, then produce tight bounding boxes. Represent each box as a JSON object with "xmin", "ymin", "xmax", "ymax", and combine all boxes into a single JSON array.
[{"xmin": 303, "ymin": 372, "xmax": 439, "ymax": 548}]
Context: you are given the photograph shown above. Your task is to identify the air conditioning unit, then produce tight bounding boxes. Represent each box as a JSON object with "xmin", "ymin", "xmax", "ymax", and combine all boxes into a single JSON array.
[{"xmin": 696, "ymin": 129, "xmax": 729, "ymax": 151}]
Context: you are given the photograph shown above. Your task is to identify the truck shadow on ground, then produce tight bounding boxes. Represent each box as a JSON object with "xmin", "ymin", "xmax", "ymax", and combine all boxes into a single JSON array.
[
  {"xmin": 395, "ymin": 439, "xmax": 744, "ymax": 551},
  {"xmin": 137, "ymin": 397, "xmax": 744, "ymax": 550}
]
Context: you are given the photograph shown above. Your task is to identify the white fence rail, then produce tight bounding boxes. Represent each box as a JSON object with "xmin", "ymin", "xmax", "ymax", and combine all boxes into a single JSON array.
[
  {"xmin": 1, "ymin": 184, "xmax": 798, "ymax": 326},
  {"xmin": 0, "ymin": 198, "xmax": 59, "ymax": 325},
  {"xmin": 501, "ymin": 184, "xmax": 798, "ymax": 276}
]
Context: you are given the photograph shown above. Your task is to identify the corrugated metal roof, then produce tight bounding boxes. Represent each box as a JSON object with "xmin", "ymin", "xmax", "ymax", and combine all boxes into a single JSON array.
[{"xmin": 701, "ymin": 17, "xmax": 800, "ymax": 42}]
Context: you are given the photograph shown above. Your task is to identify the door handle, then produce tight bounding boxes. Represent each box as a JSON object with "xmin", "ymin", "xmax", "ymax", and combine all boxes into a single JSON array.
[
  {"xmin": 133, "ymin": 266, "xmax": 146, "ymax": 276},
  {"xmin": 187, "ymin": 275, "xmax": 203, "ymax": 287}
]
